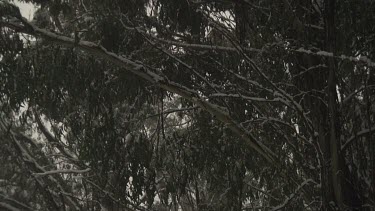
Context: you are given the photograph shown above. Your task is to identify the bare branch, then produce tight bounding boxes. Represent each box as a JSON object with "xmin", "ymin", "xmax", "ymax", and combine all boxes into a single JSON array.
[
  {"xmin": 341, "ymin": 126, "xmax": 375, "ymax": 152},
  {"xmin": 271, "ymin": 179, "xmax": 316, "ymax": 211},
  {"xmin": 33, "ymin": 168, "xmax": 91, "ymax": 177},
  {"xmin": 0, "ymin": 202, "xmax": 20, "ymax": 211}
]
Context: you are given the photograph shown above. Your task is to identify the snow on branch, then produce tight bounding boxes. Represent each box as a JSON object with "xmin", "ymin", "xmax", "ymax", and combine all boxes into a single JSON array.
[
  {"xmin": 210, "ymin": 93, "xmax": 287, "ymax": 103},
  {"xmin": 294, "ymin": 48, "xmax": 375, "ymax": 67},
  {"xmin": 33, "ymin": 168, "xmax": 91, "ymax": 177},
  {"xmin": 153, "ymin": 35, "xmax": 375, "ymax": 68},
  {"xmin": 154, "ymin": 37, "xmax": 262, "ymax": 53}
]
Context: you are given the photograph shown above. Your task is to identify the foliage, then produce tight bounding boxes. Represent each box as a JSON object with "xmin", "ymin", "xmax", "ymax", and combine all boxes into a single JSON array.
[{"xmin": 1, "ymin": 0, "xmax": 375, "ymax": 210}]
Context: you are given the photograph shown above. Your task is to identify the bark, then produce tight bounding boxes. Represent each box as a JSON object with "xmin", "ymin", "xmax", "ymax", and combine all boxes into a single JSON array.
[{"xmin": 324, "ymin": 0, "xmax": 343, "ymax": 209}]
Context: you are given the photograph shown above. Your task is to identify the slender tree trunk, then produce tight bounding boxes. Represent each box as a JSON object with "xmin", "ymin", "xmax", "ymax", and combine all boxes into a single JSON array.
[
  {"xmin": 287, "ymin": 0, "xmax": 349, "ymax": 209},
  {"xmin": 320, "ymin": 0, "xmax": 344, "ymax": 209}
]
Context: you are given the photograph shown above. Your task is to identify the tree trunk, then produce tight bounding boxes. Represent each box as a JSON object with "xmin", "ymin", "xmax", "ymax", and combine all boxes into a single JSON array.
[{"xmin": 323, "ymin": 0, "xmax": 344, "ymax": 209}]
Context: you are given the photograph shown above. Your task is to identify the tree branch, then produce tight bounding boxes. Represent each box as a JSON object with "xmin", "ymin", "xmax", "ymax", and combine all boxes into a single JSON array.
[
  {"xmin": 341, "ymin": 126, "xmax": 375, "ymax": 152},
  {"xmin": 33, "ymin": 168, "xmax": 91, "ymax": 177}
]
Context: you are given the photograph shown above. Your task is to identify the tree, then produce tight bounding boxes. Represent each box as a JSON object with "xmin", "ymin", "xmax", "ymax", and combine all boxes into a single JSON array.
[{"xmin": 1, "ymin": 0, "xmax": 375, "ymax": 210}]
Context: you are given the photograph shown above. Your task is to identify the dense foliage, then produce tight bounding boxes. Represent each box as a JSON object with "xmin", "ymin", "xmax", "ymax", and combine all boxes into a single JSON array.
[{"xmin": 1, "ymin": 0, "xmax": 374, "ymax": 210}]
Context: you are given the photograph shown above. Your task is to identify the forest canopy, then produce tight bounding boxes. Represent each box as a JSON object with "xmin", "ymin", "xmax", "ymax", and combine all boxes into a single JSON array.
[{"xmin": 0, "ymin": 0, "xmax": 375, "ymax": 210}]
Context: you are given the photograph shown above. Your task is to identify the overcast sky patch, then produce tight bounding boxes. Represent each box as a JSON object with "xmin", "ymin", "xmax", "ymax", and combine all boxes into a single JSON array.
[{"xmin": 14, "ymin": 0, "xmax": 36, "ymax": 20}]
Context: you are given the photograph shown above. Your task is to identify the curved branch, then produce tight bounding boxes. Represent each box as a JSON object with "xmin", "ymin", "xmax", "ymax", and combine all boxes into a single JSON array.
[{"xmin": 341, "ymin": 126, "xmax": 375, "ymax": 152}]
